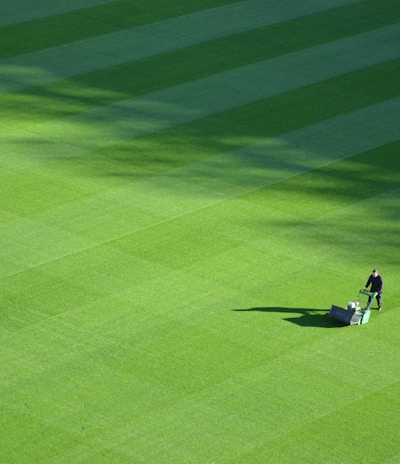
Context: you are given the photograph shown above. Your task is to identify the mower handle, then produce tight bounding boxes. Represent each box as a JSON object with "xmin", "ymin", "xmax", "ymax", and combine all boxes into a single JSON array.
[{"xmin": 359, "ymin": 289, "xmax": 378, "ymax": 297}]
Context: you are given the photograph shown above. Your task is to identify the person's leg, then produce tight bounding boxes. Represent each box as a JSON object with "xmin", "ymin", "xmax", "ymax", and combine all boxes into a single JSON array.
[{"xmin": 376, "ymin": 292, "xmax": 382, "ymax": 310}]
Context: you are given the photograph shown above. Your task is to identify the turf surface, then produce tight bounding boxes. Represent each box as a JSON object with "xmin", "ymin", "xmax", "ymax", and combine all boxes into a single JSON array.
[{"xmin": 1, "ymin": 1, "xmax": 400, "ymax": 462}]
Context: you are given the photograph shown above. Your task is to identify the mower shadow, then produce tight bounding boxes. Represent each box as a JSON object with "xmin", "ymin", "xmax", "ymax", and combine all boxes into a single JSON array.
[{"xmin": 233, "ymin": 307, "xmax": 342, "ymax": 328}]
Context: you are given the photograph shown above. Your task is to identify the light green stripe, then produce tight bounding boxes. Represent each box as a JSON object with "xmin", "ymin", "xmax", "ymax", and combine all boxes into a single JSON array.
[
  {"xmin": 0, "ymin": 0, "xmax": 115, "ymax": 27},
  {"xmin": 1, "ymin": 98, "xmax": 398, "ymax": 279},
  {"xmin": 2, "ymin": 24, "xmax": 398, "ymax": 176},
  {"xmin": 0, "ymin": 0, "xmax": 360, "ymax": 94}
]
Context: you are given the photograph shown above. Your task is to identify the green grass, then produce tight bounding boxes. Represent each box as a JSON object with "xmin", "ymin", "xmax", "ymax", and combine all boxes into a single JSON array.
[{"xmin": 1, "ymin": 0, "xmax": 400, "ymax": 462}]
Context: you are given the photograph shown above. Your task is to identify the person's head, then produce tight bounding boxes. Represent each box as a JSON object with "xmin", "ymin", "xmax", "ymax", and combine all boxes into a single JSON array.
[{"xmin": 372, "ymin": 269, "xmax": 379, "ymax": 277}]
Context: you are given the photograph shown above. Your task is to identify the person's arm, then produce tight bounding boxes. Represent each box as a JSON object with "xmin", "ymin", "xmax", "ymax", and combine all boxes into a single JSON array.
[{"xmin": 365, "ymin": 275, "xmax": 372, "ymax": 288}]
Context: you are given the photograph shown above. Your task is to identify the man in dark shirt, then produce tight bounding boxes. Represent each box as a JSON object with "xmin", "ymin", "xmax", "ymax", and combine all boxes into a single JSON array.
[{"xmin": 365, "ymin": 269, "xmax": 383, "ymax": 310}]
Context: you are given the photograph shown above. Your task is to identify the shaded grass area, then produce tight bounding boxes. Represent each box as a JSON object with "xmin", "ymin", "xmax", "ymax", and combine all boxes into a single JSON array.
[
  {"xmin": 0, "ymin": 0, "xmax": 236, "ymax": 58},
  {"xmin": 243, "ymin": 140, "xmax": 400, "ymax": 219},
  {"xmin": 1, "ymin": 2, "xmax": 399, "ymax": 123},
  {"xmin": 1, "ymin": 58, "xmax": 398, "ymax": 185}
]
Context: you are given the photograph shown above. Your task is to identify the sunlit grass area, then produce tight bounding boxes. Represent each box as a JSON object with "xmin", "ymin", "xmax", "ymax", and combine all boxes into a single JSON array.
[{"xmin": 1, "ymin": 1, "xmax": 400, "ymax": 463}]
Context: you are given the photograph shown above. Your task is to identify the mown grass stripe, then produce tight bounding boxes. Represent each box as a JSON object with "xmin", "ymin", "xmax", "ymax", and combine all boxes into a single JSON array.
[
  {"xmin": 0, "ymin": 0, "xmax": 115, "ymax": 27},
  {"xmin": 1, "ymin": 24, "xmax": 398, "ymax": 177},
  {"xmin": 1, "ymin": 98, "xmax": 398, "ymax": 280},
  {"xmin": 0, "ymin": 0, "xmax": 237, "ymax": 54},
  {"xmin": 0, "ymin": 0, "xmax": 360, "ymax": 93}
]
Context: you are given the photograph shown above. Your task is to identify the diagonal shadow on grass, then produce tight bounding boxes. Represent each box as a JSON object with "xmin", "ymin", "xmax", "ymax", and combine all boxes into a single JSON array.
[{"xmin": 233, "ymin": 307, "xmax": 342, "ymax": 328}]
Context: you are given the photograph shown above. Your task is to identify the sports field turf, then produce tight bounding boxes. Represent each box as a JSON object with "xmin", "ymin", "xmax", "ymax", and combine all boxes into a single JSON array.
[{"xmin": 1, "ymin": 1, "xmax": 400, "ymax": 462}]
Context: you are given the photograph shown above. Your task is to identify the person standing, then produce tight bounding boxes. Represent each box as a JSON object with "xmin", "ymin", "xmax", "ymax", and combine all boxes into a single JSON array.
[{"xmin": 365, "ymin": 269, "xmax": 383, "ymax": 310}]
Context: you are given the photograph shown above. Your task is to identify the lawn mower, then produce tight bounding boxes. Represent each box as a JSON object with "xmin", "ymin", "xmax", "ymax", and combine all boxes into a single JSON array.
[{"xmin": 329, "ymin": 289, "xmax": 378, "ymax": 325}]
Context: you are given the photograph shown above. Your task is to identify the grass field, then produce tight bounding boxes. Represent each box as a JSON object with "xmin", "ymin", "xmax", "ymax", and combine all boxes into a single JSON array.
[{"xmin": 1, "ymin": 1, "xmax": 400, "ymax": 462}]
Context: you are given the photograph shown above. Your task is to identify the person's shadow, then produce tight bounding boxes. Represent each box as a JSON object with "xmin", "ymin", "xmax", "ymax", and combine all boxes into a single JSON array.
[{"xmin": 232, "ymin": 307, "xmax": 341, "ymax": 328}]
